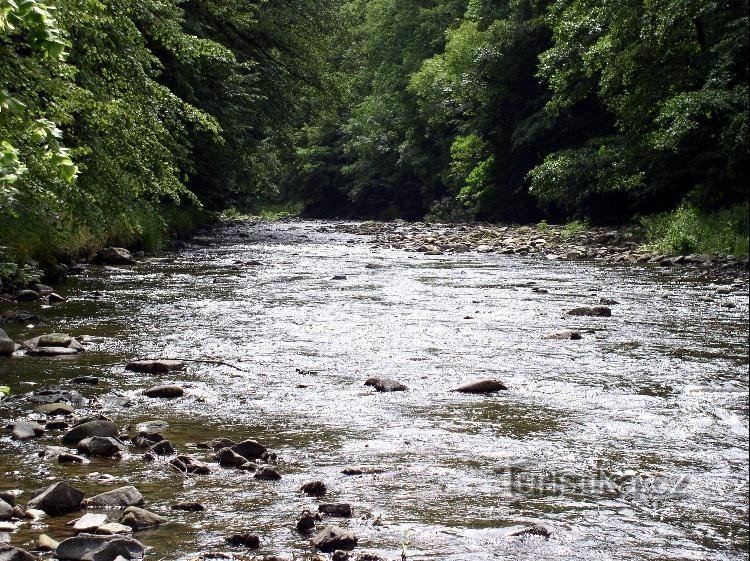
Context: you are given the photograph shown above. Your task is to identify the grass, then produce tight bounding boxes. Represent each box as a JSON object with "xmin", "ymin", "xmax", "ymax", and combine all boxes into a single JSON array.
[
  {"xmin": 221, "ymin": 201, "xmax": 304, "ymax": 222},
  {"xmin": 641, "ymin": 203, "xmax": 749, "ymax": 256},
  {"xmin": 560, "ymin": 219, "xmax": 590, "ymax": 240}
]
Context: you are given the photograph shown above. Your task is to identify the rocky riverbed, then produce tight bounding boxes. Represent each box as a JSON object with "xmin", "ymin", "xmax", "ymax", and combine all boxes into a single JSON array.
[{"xmin": 1, "ymin": 220, "xmax": 748, "ymax": 561}]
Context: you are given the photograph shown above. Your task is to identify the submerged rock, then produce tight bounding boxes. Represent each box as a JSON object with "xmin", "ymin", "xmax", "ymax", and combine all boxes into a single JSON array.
[
  {"xmin": 565, "ymin": 306, "xmax": 612, "ymax": 317},
  {"xmin": 451, "ymin": 379, "xmax": 508, "ymax": 394},
  {"xmin": 0, "ymin": 545, "xmax": 37, "ymax": 561},
  {"xmin": 364, "ymin": 377, "xmax": 407, "ymax": 392},
  {"xmin": 216, "ymin": 448, "xmax": 248, "ymax": 468},
  {"xmin": 0, "ymin": 329, "xmax": 15, "ymax": 357},
  {"xmin": 149, "ymin": 440, "xmax": 175, "ymax": 456},
  {"xmin": 125, "ymin": 360, "xmax": 184, "ymax": 374},
  {"xmin": 318, "ymin": 503, "xmax": 352, "ymax": 517},
  {"xmin": 170, "ymin": 502, "xmax": 205, "ymax": 512},
  {"xmin": 27, "ymin": 481, "xmax": 84, "ymax": 515},
  {"xmin": 254, "ymin": 467, "xmax": 282, "ymax": 481},
  {"xmin": 544, "ymin": 330, "xmax": 582, "ymax": 341},
  {"xmin": 311, "ymin": 526, "xmax": 358, "ymax": 552},
  {"xmin": 296, "ymin": 510, "xmax": 320, "ymax": 533},
  {"xmin": 143, "ymin": 385, "xmax": 183, "ymax": 399},
  {"xmin": 225, "ymin": 533, "xmax": 260, "ymax": 548},
  {"xmin": 507, "ymin": 523, "xmax": 551, "ymax": 538}
]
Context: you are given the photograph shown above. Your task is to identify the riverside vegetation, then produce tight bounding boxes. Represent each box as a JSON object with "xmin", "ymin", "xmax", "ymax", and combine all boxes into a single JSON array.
[{"xmin": 1, "ymin": 0, "xmax": 748, "ymax": 284}]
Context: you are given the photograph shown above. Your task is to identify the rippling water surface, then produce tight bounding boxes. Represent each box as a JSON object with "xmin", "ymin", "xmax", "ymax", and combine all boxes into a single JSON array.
[{"xmin": 1, "ymin": 220, "xmax": 748, "ymax": 560}]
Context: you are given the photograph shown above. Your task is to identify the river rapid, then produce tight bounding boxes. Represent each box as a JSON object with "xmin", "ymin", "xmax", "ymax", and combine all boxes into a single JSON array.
[{"xmin": 1, "ymin": 220, "xmax": 748, "ymax": 560}]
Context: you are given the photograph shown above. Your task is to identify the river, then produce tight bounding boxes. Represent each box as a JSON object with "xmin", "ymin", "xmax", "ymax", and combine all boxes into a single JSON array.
[{"xmin": 1, "ymin": 220, "xmax": 748, "ymax": 560}]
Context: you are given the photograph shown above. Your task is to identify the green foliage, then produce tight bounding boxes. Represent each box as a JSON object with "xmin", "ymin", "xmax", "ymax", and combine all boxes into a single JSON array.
[
  {"xmin": 641, "ymin": 203, "xmax": 749, "ymax": 256},
  {"xmin": 560, "ymin": 219, "xmax": 590, "ymax": 240}
]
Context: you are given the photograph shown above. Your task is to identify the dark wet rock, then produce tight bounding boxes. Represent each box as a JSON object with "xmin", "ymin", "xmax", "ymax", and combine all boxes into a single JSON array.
[
  {"xmin": 301, "ymin": 481, "xmax": 327, "ymax": 497},
  {"xmin": 56, "ymin": 533, "xmax": 144, "ymax": 560},
  {"xmin": 197, "ymin": 437, "xmax": 236, "ymax": 451},
  {"xmin": 149, "ymin": 440, "xmax": 175, "ymax": 456},
  {"xmin": 171, "ymin": 502, "xmax": 205, "ymax": 512},
  {"xmin": 296, "ymin": 510, "xmax": 320, "ymax": 533},
  {"xmin": 451, "ymin": 379, "xmax": 508, "ymax": 394},
  {"xmin": 125, "ymin": 360, "xmax": 184, "ymax": 374},
  {"xmin": 77, "ymin": 437, "xmax": 124, "ymax": 458},
  {"xmin": 0, "ymin": 545, "xmax": 37, "ymax": 561},
  {"xmin": 319, "ymin": 503, "xmax": 352, "ymax": 517},
  {"xmin": 216, "ymin": 448, "xmax": 248, "ymax": 468},
  {"xmin": 93, "ymin": 247, "xmax": 136, "ymax": 266},
  {"xmin": 254, "ymin": 467, "xmax": 282, "ymax": 481},
  {"xmin": 599, "ymin": 297, "xmax": 620, "ymax": 305},
  {"xmin": 169, "ymin": 457, "xmax": 187, "ymax": 473},
  {"xmin": 11, "ymin": 421, "xmax": 45, "ymax": 440},
  {"xmin": 143, "ymin": 385, "xmax": 183, "ymax": 399},
  {"xmin": 15, "ymin": 290, "xmax": 40, "ymax": 303},
  {"xmin": 36, "ymin": 402, "xmax": 75, "ymax": 415},
  {"xmin": 507, "ymin": 524, "xmax": 550, "ymax": 538},
  {"xmin": 544, "ymin": 330, "xmax": 582, "ymax": 341},
  {"xmin": 353, "ymin": 555, "xmax": 385, "ymax": 561},
  {"xmin": 131, "ymin": 432, "xmax": 163, "ymax": 448},
  {"xmin": 84, "ymin": 487, "xmax": 144, "ymax": 509},
  {"xmin": 119, "ymin": 506, "xmax": 166, "ymax": 530},
  {"xmin": 59, "ymin": 454, "xmax": 86, "ymax": 464},
  {"xmin": 312, "ymin": 526, "xmax": 358, "ymax": 552},
  {"xmin": 0, "ymin": 329, "xmax": 14, "ymax": 357},
  {"xmin": 566, "ymin": 306, "xmax": 612, "ymax": 317},
  {"xmin": 28, "ymin": 387, "xmax": 86, "ymax": 407},
  {"xmin": 27, "ymin": 481, "xmax": 84, "ymax": 515},
  {"xmin": 63, "ymin": 421, "xmax": 119, "ymax": 446},
  {"xmin": 225, "ymin": 534, "xmax": 260, "ymax": 548},
  {"xmin": 231, "ymin": 439, "xmax": 267, "ymax": 461},
  {"xmin": 32, "ymin": 283, "xmax": 54, "ymax": 296},
  {"xmin": 72, "ymin": 376, "xmax": 100, "ymax": 385},
  {"xmin": 364, "ymin": 377, "xmax": 407, "ymax": 392},
  {"xmin": 332, "ymin": 275, "xmax": 348, "ymax": 280},
  {"xmin": 0, "ymin": 500, "xmax": 12, "ymax": 521},
  {"xmin": 0, "ymin": 493, "xmax": 16, "ymax": 508},
  {"xmin": 341, "ymin": 466, "xmax": 387, "ymax": 476},
  {"xmin": 0, "ymin": 311, "xmax": 38, "ymax": 325},
  {"xmin": 47, "ymin": 420, "xmax": 70, "ymax": 431}
]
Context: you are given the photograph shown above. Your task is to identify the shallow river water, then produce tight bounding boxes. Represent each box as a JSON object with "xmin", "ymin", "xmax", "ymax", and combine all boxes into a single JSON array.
[{"xmin": 1, "ymin": 220, "xmax": 749, "ymax": 560}]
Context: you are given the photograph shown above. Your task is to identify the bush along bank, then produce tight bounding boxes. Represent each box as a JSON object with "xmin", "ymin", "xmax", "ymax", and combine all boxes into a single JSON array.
[{"xmin": 0, "ymin": 204, "xmax": 215, "ymax": 300}]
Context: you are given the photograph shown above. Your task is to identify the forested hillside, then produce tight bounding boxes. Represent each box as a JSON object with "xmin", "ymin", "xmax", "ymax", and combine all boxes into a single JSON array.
[{"xmin": 1, "ymin": 0, "xmax": 748, "ymax": 270}]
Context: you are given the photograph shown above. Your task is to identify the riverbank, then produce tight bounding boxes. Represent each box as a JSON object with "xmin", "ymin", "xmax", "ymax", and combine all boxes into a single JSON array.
[{"xmin": 325, "ymin": 220, "xmax": 749, "ymax": 279}]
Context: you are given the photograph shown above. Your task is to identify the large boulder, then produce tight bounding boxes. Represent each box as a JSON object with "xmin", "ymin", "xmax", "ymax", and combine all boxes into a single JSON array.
[
  {"xmin": 27, "ymin": 482, "xmax": 84, "ymax": 515},
  {"xmin": 84, "ymin": 487, "xmax": 144, "ymax": 509},
  {"xmin": 451, "ymin": 379, "xmax": 508, "ymax": 394},
  {"xmin": 311, "ymin": 526, "xmax": 358, "ymax": 552},
  {"xmin": 63, "ymin": 421, "xmax": 119, "ymax": 446},
  {"xmin": 93, "ymin": 248, "xmax": 136, "ymax": 266},
  {"xmin": 55, "ymin": 534, "xmax": 144, "ymax": 561},
  {"xmin": 0, "ymin": 545, "xmax": 38, "ymax": 561},
  {"xmin": 125, "ymin": 360, "xmax": 184, "ymax": 374}
]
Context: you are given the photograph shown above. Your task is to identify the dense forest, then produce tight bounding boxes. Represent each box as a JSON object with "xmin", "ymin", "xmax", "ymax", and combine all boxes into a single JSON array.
[{"xmin": 1, "ymin": 0, "xmax": 748, "ymax": 271}]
